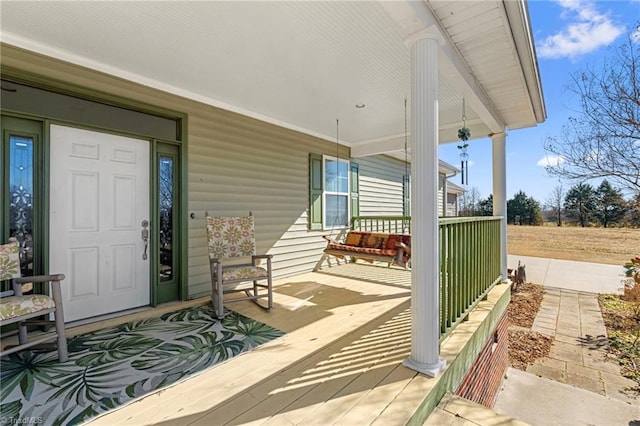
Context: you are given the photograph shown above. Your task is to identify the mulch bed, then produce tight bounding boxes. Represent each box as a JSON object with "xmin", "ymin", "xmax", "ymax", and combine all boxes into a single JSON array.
[{"xmin": 508, "ymin": 283, "xmax": 553, "ymax": 370}]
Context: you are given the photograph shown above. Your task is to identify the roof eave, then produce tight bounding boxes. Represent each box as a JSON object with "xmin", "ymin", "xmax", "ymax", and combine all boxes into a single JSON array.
[{"xmin": 503, "ymin": 0, "xmax": 547, "ymax": 126}]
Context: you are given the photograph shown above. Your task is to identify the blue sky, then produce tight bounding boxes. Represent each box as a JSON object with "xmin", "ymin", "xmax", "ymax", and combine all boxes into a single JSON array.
[{"xmin": 438, "ymin": 0, "xmax": 640, "ymax": 205}]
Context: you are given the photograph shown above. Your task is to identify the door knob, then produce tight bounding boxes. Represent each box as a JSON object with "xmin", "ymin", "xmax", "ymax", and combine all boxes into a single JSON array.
[{"xmin": 141, "ymin": 220, "xmax": 149, "ymax": 260}]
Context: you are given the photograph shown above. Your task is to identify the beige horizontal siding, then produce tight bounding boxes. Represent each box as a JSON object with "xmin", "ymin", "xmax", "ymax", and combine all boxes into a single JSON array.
[
  {"xmin": 357, "ymin": 155, "xmax": 406, "ymax": 216},
  {"xmin": 357, "ymin": 154, "xmax": 449, "ymax": 217},
  {"xmin": 1, "ymin": 43, "xmax": 349, "ymax": 298},
  {"xmin": 186, "ymin": 110, "xmax": 349, "ymax": 291}
]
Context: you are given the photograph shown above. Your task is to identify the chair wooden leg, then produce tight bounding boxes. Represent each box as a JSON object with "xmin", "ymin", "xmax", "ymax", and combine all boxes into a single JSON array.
[
  {"xmin": 55, "ymin": 315, "xmax": 68, "ymax": 362},
  {"xmin": 216, "ymin": 281, "xmax": 224, "ymax": 318},
  {"xmin": 51, "ymin": 280, "xmax": 68, "ymax": 362},
  {"xmin": 17, "ymin": 322, "xmax": 28, "ymax": 345},
  {"xmin": 215, "ymin": 263, "xmax": 225, "ymax": 318},
  {"xmin": 211, "ymin": 282, "xmax": 222, "ymax": 318},
  {"xmin": 209, "ymin": 261, "xmax": 224, "ymax": 318},
  {"xmin": 210, "ymin": 274, "xmax": 218, "ymax": 316}
]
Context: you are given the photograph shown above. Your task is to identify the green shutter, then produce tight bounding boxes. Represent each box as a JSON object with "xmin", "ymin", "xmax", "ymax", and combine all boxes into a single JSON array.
[
  {"xmin": 309, "ymin": 153, "xmax": 323, "ymax": 230},
  {"xmin": 403, "ymin": 174, "xmax": 410, "ymax": 216},
  {"xmin": 350, "ymin": 162, "xmax": 359, "ymax": 223}
]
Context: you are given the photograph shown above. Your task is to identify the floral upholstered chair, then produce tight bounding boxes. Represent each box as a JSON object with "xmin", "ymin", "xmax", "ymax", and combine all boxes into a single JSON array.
[
  {"xmin": 205, "ymin": 214, "xmax": 273, "ymax": 318},
  {"xmin": 0, "ymin": 239, "xmax": 68, "ymax": 361}
]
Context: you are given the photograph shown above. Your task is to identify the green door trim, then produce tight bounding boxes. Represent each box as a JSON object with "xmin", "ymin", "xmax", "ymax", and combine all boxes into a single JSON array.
[
  {"xmin": 0, "ymin": 73, "xmax": 189, "ymax": 306},
  {"xmin": 152, "ymin": 141, "xmax": 183, "ymax": 305}
]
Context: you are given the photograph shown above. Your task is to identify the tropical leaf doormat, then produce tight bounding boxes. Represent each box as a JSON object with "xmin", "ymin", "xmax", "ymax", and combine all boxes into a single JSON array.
[{"xmin": 0, "ymin": 305, "xmax": 284, "ymax": 425}]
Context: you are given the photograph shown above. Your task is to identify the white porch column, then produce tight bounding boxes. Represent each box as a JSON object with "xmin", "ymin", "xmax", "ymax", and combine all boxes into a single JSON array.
[
  {"xmin": 491, "ymin": 132, "xmax": 508, "ymax": 281},
  {"xmin": 403, "ymin": 33, "xmax": 446, "ymax": 377}
]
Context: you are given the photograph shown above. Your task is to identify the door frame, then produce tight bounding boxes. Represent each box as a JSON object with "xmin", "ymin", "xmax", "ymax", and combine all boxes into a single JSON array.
[{"xmin": 0, "ymin": 74, "xmax": 188, "ymax": 308}]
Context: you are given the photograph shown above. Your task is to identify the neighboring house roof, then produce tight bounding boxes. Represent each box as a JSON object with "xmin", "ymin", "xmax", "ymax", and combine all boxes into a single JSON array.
[
  {"xmin": 446, "ymin": 181, "xmax": 466, "ymax": 195},
  {"xmin": 439, "ymin": 160, "xmax": 460, "ymax": 177},
  {"xmin": 0, "ymin": 1, "xmax": 545, "ymax": 153}
]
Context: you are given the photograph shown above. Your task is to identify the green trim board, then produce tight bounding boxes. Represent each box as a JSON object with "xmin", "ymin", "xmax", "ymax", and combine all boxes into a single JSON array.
[
  {"xmin": 153, "ymin": 141, "xmax": 181, "ymax": 305},
  {"xmin": 350, "ymin": 162, "xmax": 359, "ymax": 218},
  {"xmin": 309, "ymin": 153, "xmax": 323, "ymax": 231},
  {"xmin": 0, "ymin": 67, "xmax": 184, "ymax": 131},
  {"xmin": 178, "ymin": 118, "xmax": 188, "ymax": 302}
]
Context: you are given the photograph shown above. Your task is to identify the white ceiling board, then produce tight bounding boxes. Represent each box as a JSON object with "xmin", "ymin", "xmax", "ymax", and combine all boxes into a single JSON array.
[{"xmin": 0, "ymin": 0, "xmax": 544, "ymax": 147}]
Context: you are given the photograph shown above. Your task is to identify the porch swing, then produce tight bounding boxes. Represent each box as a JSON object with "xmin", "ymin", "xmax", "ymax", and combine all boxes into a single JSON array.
[{"xmin": 321, "ymin": 105, "xmax": 412, "ymax": 268}]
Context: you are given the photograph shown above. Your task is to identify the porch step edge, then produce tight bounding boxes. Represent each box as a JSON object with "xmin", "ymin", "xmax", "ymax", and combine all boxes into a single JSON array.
[{"xmin": 424, "ymin": 393, "xmax": 529, "ymax": 426}]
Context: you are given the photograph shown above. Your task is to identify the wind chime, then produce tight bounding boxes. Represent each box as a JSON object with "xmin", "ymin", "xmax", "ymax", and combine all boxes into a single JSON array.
[{"xmin": 457, "ymin": 99, "xmax": 471, "ymax": 185}]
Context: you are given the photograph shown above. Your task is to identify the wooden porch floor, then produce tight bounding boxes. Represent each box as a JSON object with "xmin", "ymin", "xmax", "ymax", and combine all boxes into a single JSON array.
[
  {"xmin": 81, "ymin": 263, "xmax": 509, "ymax": 425},
  {"xmin": 80, "ymin": 263, "xmax": 427, "ymax": 425}
]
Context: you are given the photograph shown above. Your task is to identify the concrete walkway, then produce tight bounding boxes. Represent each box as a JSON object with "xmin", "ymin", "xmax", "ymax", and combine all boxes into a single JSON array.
[
  {"xmin": 495, "ymin": 256, "xmax": 640, "ymax": 425},
  {"xmin": 507, "ymin": 254, "xmax": 625, "ymax": 294},
  {"xmin": 495, "ymin": 368, "xmax": 639, "ymax": 426}
]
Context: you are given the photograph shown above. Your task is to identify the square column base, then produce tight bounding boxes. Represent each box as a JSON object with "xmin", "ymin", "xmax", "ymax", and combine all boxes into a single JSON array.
[{"xmin": 403, "ymin": 357, "xmax": 446, "ymax": 377}]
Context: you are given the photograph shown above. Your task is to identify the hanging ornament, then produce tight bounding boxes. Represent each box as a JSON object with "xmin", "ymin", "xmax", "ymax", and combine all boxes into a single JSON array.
[{"xmin": 457, "ymin": 99, "xmax": 471, "ymax": 185}]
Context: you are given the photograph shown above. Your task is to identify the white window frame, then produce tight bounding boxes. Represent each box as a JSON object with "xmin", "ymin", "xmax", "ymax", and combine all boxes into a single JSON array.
[{"xmin": 322, "ymin": 155, "xmax": 350, "ymax": 230}]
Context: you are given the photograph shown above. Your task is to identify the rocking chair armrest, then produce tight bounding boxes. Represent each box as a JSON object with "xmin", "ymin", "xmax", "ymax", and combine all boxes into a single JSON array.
[
  {"xmin": 253, "ymin": 254, "xmax": 273, "ymax": 260},
  {"xmin": 14, "ymin": 274, "xmax": 65, "ymax": 284},
  {"xmin": 13, "ymin": 274, "xmax": 65, "ymax": 297},
  {"xmin": 252, "ymin": 254, "xmax": 272, "ymax": 268}
]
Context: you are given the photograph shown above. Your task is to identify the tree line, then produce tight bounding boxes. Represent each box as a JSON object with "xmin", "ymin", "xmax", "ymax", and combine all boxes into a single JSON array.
[{"xmin": 458, "ymin": 180, "xmax": 640, "ymax": 228}]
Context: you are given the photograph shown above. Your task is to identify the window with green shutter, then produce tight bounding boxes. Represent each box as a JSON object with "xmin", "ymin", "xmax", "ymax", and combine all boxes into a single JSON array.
[
  {"xmin": 350, "ymin": 162, "xmax": 359, "ymax": 220},
  {"xmin": 308, "ymin": 153, "xmax": 355, "ymax": 230},
  {"xmin": 309, "ymin": 153, "xmax": 323, "ymax": 230}
]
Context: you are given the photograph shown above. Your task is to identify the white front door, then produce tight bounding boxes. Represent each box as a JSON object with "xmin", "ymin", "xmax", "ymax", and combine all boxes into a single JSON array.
[{"xmin": 49, "ymin": 125, "xmax": 150, "ymax": 322}]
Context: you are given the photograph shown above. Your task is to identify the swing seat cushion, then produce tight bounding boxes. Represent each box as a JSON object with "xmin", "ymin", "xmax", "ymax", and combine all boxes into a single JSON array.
[{"xmin": 323, "ymin": 231, "xmax": 411, "ymax": 266}]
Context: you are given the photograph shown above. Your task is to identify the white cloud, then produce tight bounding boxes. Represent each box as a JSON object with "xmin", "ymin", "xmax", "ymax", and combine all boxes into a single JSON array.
[
  {"xmin": 537, "ymin": 0, "xmax": 624, "ymax": 59},
  {"xmin": 537, "ymin": 155, "xmax": 565, "ymax": 167}
]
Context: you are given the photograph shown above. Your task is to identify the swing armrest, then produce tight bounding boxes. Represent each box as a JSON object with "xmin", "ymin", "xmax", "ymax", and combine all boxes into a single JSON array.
[
  {"xmin": 397, "ymin": 241, "xmax": 411, "ymax": 255},
  {"xmin": 322, "ymin": 235, "xmax": 340, "ymax": 244}
]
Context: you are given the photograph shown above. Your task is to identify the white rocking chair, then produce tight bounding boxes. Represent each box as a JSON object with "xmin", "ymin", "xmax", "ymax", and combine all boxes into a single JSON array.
[{"xmin": 205, "ymin": 213, "xmax": 273, "ymax": 318}]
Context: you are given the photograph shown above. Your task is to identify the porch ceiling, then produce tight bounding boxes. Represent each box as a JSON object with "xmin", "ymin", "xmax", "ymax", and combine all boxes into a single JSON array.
[{"xmin": 0, "ymin": 1, "xmax": 545, "ymax": 150}]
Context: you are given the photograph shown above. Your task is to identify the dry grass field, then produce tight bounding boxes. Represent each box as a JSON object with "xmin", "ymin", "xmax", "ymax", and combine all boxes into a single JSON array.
[{"xmin": 507, "ymin": 224, "xmax": 640, "ymax": 265}]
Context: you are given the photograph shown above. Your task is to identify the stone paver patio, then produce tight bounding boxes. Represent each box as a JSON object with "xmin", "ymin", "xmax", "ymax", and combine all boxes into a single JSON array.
[{"xmin": 529, "ymin": 287, "xmax": 638, "ymax": 404}]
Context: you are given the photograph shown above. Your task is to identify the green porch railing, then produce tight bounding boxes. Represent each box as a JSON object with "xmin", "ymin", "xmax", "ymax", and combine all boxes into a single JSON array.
[
  {"xmin": 439, "ymin": 216, "xmax": 502, "ymax": 338},
  {"xmin": 351, "ymin": 216, "xmax": 411, "ymax": 233},
  {"xmin": 351, "ymin": 215, "xmax": 503, "ymax": 339}
]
